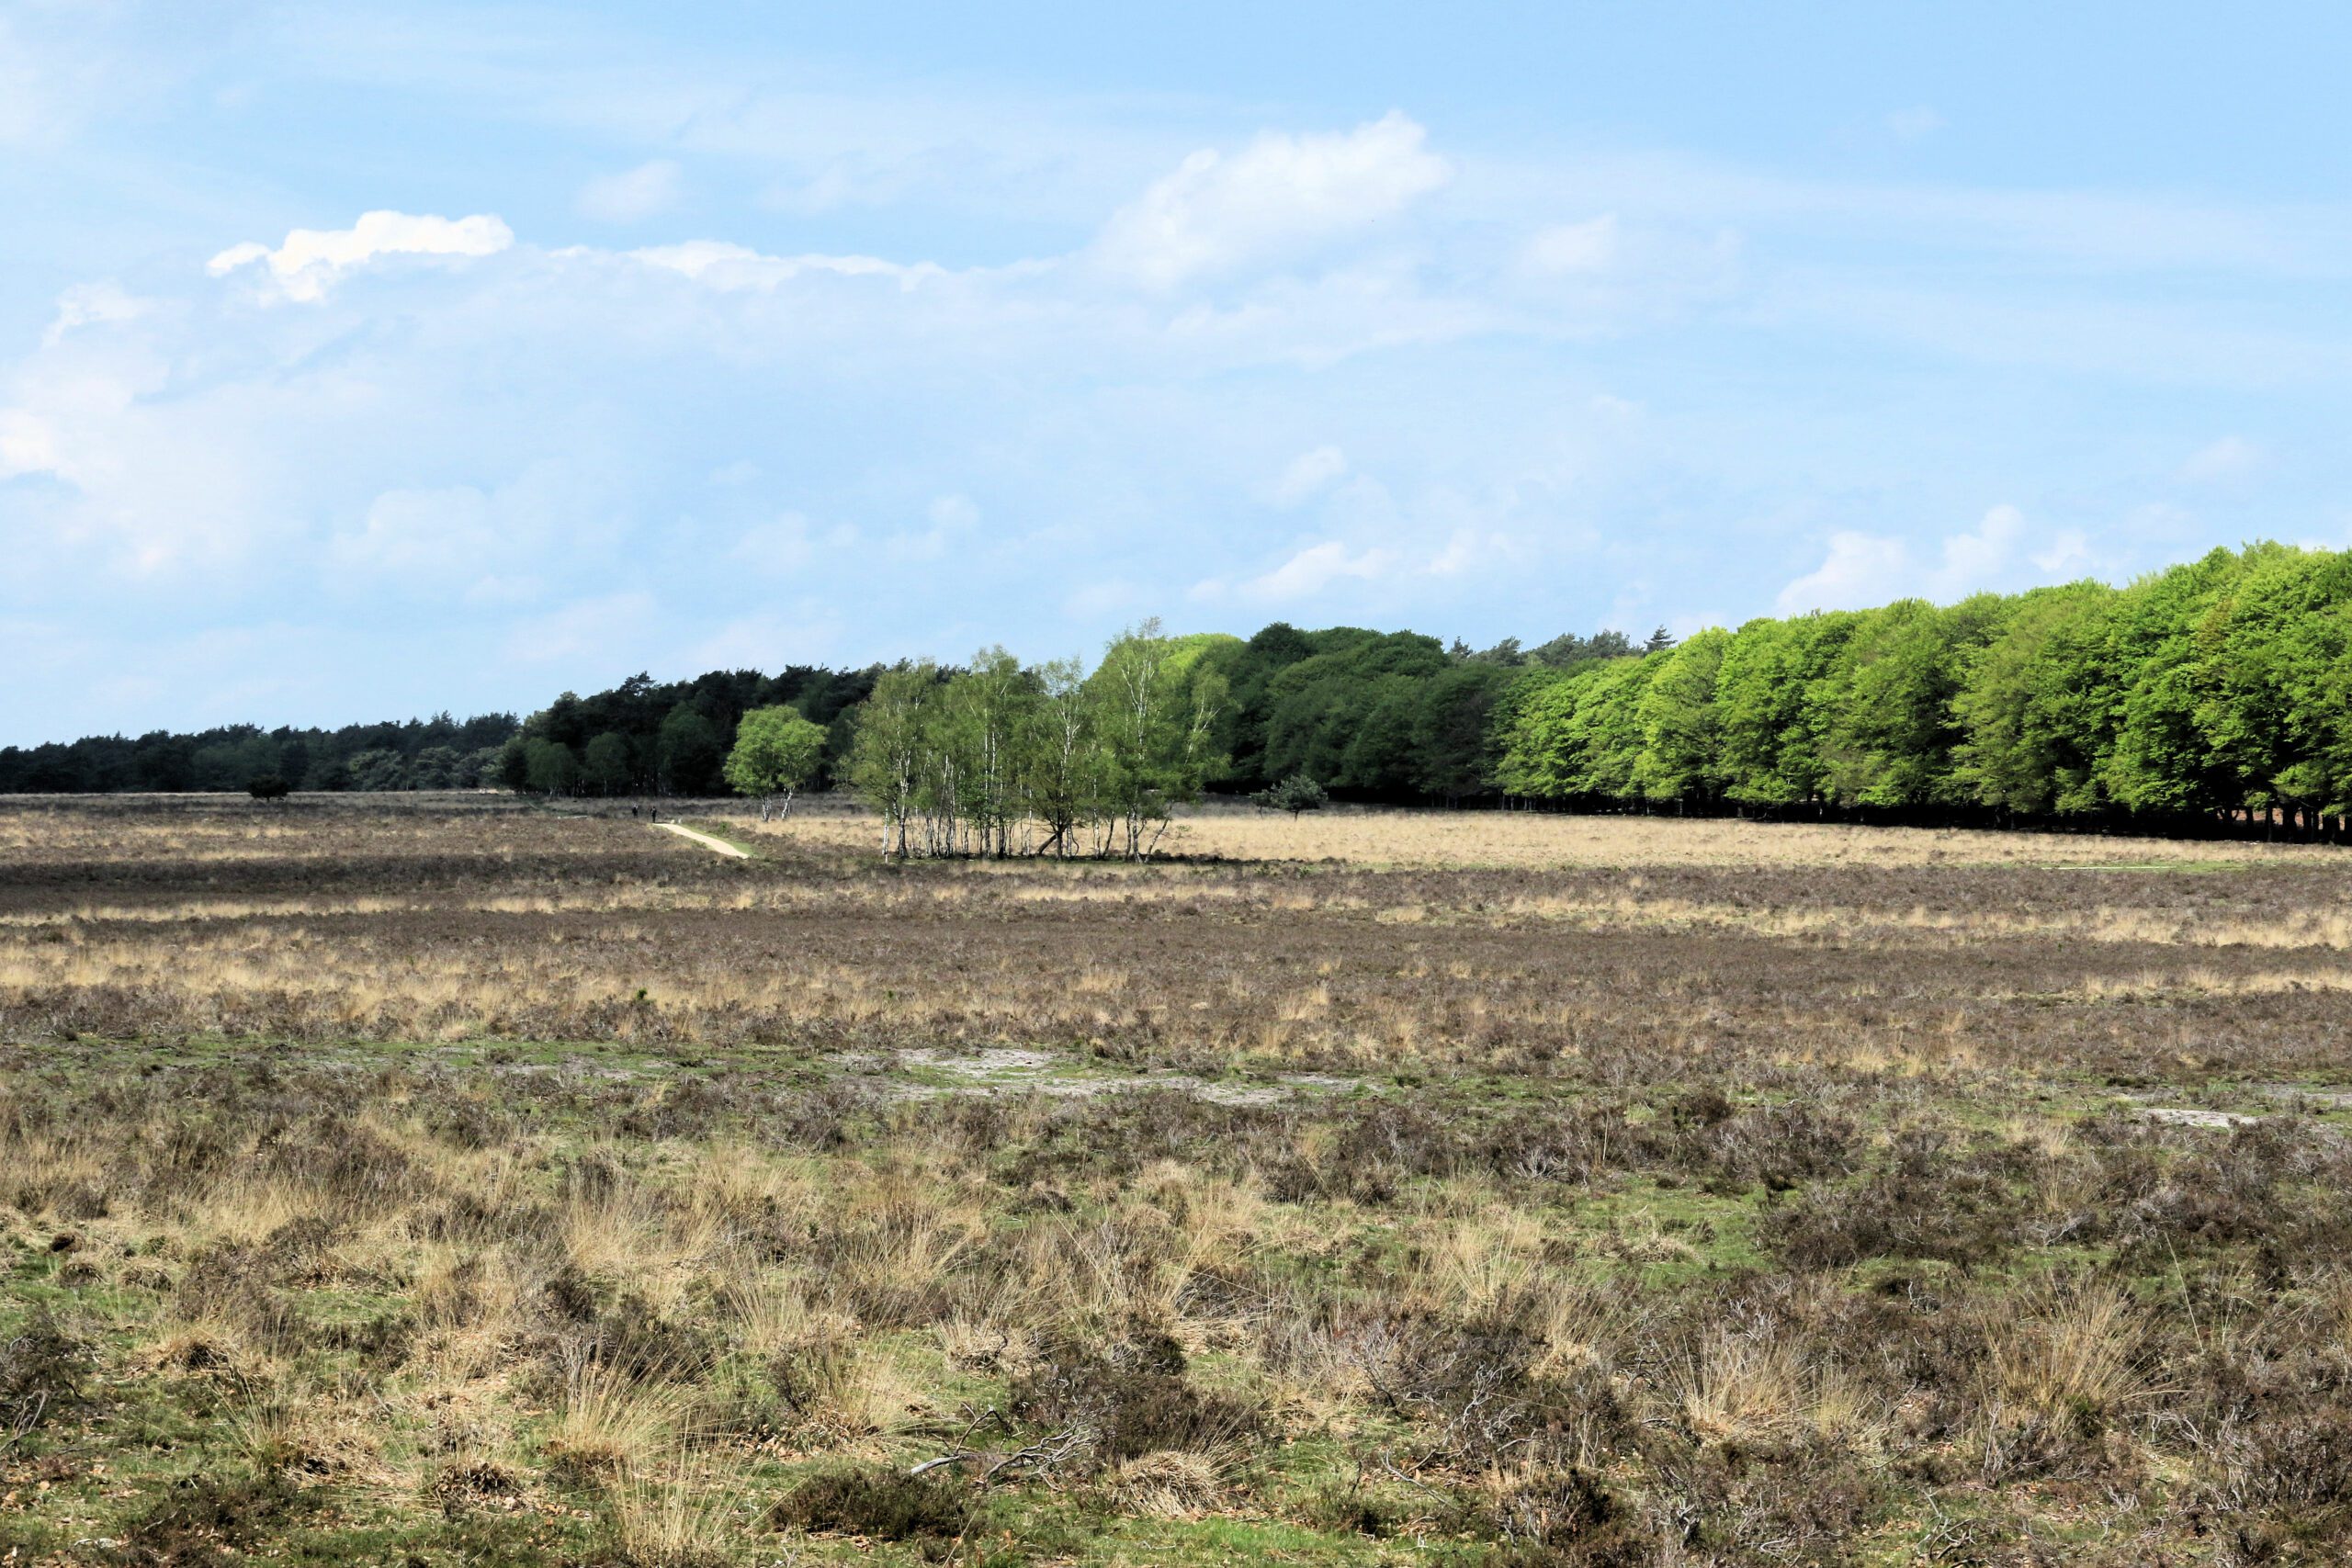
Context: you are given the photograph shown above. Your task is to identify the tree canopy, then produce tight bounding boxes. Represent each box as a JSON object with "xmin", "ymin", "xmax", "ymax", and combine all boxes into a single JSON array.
[
  {"xmin": 16, "ymin": 542, "xmax": 2352, "ymax": 840},
  {"xmin": 723, "ymin": 707, "xmax": 828, "ymax": 818}
]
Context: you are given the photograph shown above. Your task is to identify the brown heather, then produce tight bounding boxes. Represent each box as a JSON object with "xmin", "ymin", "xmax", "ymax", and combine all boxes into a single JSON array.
[{"xmin": 2, "ymin": 791, "xmax": 2351, "ymax": 1564}]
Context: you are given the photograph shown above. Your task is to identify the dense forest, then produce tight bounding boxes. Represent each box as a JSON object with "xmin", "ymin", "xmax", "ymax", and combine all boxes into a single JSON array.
[
  {"xmin": 0, "ymin": 712, "xmax": 520, "ymax": 795},
  {"xmin": 9, "ymin": 542, "xmax": 2350, "ymax": 840},
  {"xmin": 1487, "ymin": 543, "xmax": 2352, "ymax": 837}
]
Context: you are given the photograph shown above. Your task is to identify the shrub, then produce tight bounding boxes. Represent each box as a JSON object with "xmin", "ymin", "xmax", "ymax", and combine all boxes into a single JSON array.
[
  {"xmin": 1, "ymin": 1308, "xmax": 93, "ymax": 1451},
  {"xmin": 110, "ymin": 1472, "xmax": 311, "ymax": 1566},
  {"xmin": 771, "ymin": 1466, "xmax": 969, "ymax": 1540},
  {"xmin": 1010, "ymin": 1331, "xmax": 1261, "ymax": 1470}
]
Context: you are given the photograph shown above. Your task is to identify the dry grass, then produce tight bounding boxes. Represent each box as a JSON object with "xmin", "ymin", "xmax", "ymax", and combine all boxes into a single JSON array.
[
  {"xmin": 4, "ymin": 794, "xmax": 2352, "ymax": 1563},
  {"xmin": 731, "ymin": 798, "xmax": 2331, "ymax": 870}
]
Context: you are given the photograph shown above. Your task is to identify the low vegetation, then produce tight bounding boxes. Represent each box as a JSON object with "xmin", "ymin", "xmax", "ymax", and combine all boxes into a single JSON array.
[{"xmin": 4, "ymin": 795, "xmax": 2352, "ymax": 1563}]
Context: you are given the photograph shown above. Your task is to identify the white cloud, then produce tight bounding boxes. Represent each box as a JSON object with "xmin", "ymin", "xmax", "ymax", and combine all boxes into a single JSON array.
[
  {"xmin": 1271, "ymin": 445, "xmax": 1348, "ymax": 506},
  {"xmin": 208, "ymin": 210, "xmax": 514, "ymax": 301},
  {"xmin": 1776, "ymin": 530, "xmax": 1910, "ymax": 613},
  {"xmin": 330, "ymin": 463, "xmax": 612, "ymax": 595},
  {"xmin": 576, "ymin": 159, "xmax": 683, "ymax": 222},
  {"xmin": 877, "ymin": 493, "xmax": 983, "ymax": 561},
  {"xmin": 683, "ymin": 609, "xmax": 844, "ymax": 671},
  {"xmin": 1886, "ymin": 106, "xmax": 1945, "ymax": 141},
  {"xmin": 1093, "ymin": 111, "xmax": 1452, "ymax": 289},
  {"xmin": 1234, "ymin": 539, "xmax": 1402, "ymax": 602},
  {"xmin": 1776, "ymin": 504, "xmax": 2093, "ymax": 614},
  {"xmin": 729, "ymin": 512, "xmax": 858, "ymax": 573},
  {"xmin": 0, "ymin": 409, "xmax": 62, "ymax": 479},
  {"xmin": 503, "ymin": 592, "xmax": 656, "ymax": 666},
  {"xmin": 625, "ymin": 239, "xmax": 936, "ymax": 290},
  {"xmin": 1508, "ymin": 215, "xmax": 1742, "ymax": 329},
  {"xmin": 2030, "ymin": 529, "xmax": 2094, "ymax": 576},
  {"xmin": 1428, "ymin": 528, "xmax": 1512, "ymax": 577},
  {"xmin": 2180, "ymin": 434, "xmax": 2263, "ymax": 482},
  {"xmin": 1522, "ymin": 215, "xmax": 1621, "ymax": 275},
  {"xmin": 928, "ymin": 493, "xmax": 980, "ymax": 529},
  {"xmin": 43, "ymin": 282, "xmax": 150, "ymax": 345},
  {"xmin": 334, "ymin": 482, "xmax": 509, "ymax": 578}
]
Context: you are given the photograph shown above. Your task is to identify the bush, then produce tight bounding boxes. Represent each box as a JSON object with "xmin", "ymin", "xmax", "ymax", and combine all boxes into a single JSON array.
[
  {"xmin": 1475, "ymin": 1464, "xmax": 1649, "ymax": 1568},
  {"xmin": 1010, "ymin": 1330, "xmax": 1261, "ymax": 1469},
  {"xmin": 771, "ymin": 1466, "xmax": 969, "ymax": 1541},
  {"xmin": 1256, "ymin": 774, "xmax": 1329, "ymax": 818},
  {"xmin": 109, "ymin": 1472, "xmax": 311, "ymax": 1566},
  {"xmin": 1, "ymin": 1308, "xmax": 92, "ymax": 1451}
]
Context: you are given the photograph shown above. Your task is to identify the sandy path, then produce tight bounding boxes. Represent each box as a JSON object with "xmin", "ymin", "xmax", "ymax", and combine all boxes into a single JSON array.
[{"xmin": 653, "ymin": 821, "xmax": 750, "ymax": 859}]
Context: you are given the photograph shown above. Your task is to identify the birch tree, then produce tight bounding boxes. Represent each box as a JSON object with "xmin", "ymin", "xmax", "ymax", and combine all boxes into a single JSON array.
[{"xmin": 844, "ymin": 664, "xmax": 933, "ymax": 856}]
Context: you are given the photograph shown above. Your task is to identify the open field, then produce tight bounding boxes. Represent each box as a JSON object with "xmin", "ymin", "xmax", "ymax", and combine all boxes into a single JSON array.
[{"xmin": 6, "ymin": 794, "xmax": 2352, "ymax": 1564}]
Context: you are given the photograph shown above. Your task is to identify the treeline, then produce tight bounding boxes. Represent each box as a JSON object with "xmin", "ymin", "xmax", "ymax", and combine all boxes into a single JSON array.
[
  {"xmin": 1491, "ymin": 544, "xmax": 2352, "ymax": 836},
  {"xmin": 0, "ymin": 713, "xmax": 517, "ymax": 795},
  {"xmin": 1207, "ymin": 623, "xmax": 1669, "ymax": 801},
  {"xmin": 494, "ymin": 667, "xmax": 877, "ymax": 798},
  {"xmin": 436, "ymin": 628, "xmax": 1652, "ymax": 818},
  {"xmin": 19, "ymin": 542, "xmax": 2352, "ymax": 841}
]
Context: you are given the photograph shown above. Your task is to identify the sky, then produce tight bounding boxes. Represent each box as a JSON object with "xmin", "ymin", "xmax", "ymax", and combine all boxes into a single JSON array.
[{"xmin": 4, "ymin": 1, "xmax": 2349, "ymax": 744}]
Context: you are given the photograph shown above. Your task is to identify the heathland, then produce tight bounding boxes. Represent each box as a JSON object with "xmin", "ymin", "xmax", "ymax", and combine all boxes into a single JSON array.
[{"xmin": 6, "ymin": 793, "xmax": 2352, "ymax": 1564}]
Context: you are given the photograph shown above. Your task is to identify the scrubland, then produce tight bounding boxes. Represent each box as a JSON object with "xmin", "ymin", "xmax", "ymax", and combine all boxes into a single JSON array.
[{"xmin": 6, "ymin": 794, "xmax": 2352, "ymax": 1565}]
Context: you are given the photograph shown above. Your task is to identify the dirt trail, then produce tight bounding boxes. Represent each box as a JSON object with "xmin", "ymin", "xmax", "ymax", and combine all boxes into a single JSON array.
[{"xmin": 653, "ymin": 821, "xmax": 749, "ymax": 859}]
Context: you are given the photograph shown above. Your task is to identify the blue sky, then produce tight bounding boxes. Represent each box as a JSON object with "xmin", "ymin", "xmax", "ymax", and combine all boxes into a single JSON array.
[{"xmin": 4, "ymin": 1, "xmax": 2348, "ymax": 743}]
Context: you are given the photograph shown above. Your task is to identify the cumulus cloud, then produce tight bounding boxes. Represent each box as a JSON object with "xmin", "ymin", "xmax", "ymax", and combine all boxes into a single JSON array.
[
  {"xmin": 208, "ymin": 210, "xmax": 513, "ymax": 301},
  {"xmin": 884, "ymin": 492, "xmax": 982, "ymax": 560},
  {"xmin": 1093, "ymin": 111, "xmax": 1451, "ymax": 289},
  {"xmin": 503, "ymin": 592, "xmax": 656, "ymax": 666},
  {"xmin": 576, "ymin": 159, "xmax": 683, "ymax": 223},
  {"xmin": 729, "ymin": 512, "xmax": 859, "ymax": 574},
  {"xmin": 2180, "ymin": 434, "xmax": 2263, "ymax": 482},
  {"xmin": 927, "ymin": 493, "xmax": 980, "ymax": 529},
  {"xmin": 1428, "ymin": 527, "xmax": 1514, "ymax": 577},
  {"xmin": 43, "ymin": 282, "xmax": 150, "ymax": 344},
  {"xmin": 626, "ymin": 240, "xmax": 936, "ymax": 290},
  {"xmin": 684, "ymin": 609, "xmax": 845, "ymax": 671},
  {"xmin": 1271, "ymin": 445, "xmax": 1348, "ymax": 506},
  {"xmin": 1508, "ymin": 214, "xmax": 1743, "ymax": 330},
  {"xmin": 329, "ymin": 463, "xmax": 617, "ymax": 598},
  {"xmin": 1776, "ymin": 504, "xmax": 2092, "ymax": 613},
  {"xmin": 1776, "ymin": 531, "xmax": 1910, "ymax": 613},
  {"xmin": 1522, "ymin": 215, "xmax": 1621, "ymax": 275},
  {"xmin": 1236, "ymin": 539, "xmax": 1403, "ymax": 601},
  {"xmin": 0, "ymin": 409, "xmax": 61, "ymax": 479}
]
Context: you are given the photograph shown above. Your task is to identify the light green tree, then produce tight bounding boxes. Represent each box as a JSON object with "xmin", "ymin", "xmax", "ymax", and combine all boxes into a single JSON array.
[
  {"xmin": 1089, "ymin": 620, "xmax": 1228, "ymax": 859},
  {"xmin": 1812, "ymin": 596, "xmax": 2007, "ymax": 808},
  {"xmin": 724, "ymin": 706, "xmax": 827, "ymax": 819},
  {"xmin": 2100, "ymin": 548, "xmax": 2257, "ymax": 817},
  {"xmin": 2190, "ymin": 546, "xmax": 2352, "ymax": 831},
  {"xmin": 1951, "ymin": 582, "xmax": 2119, "ymax": 816},
  {"xmin": 1020, "ymin": 656, "xmax": 1102, "ymax": 857},
  {"xmin": 1490, "ymin": 665, "xmax": 1606, "ymax": 799},
  {"xmin": 1633, "ymin": 627, "xmax": 1728, "ymax": 806},
  {"xmin": 1713, "ymin": 613, "xmax": 1856, "ymax": 808},
  {"xmin": 843, "ymin": 664, "xmax": 935, "ymax": 856},
  {"xmin": 940, "ymin": 648, "xmax": 1035, "ymax": 856}
]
